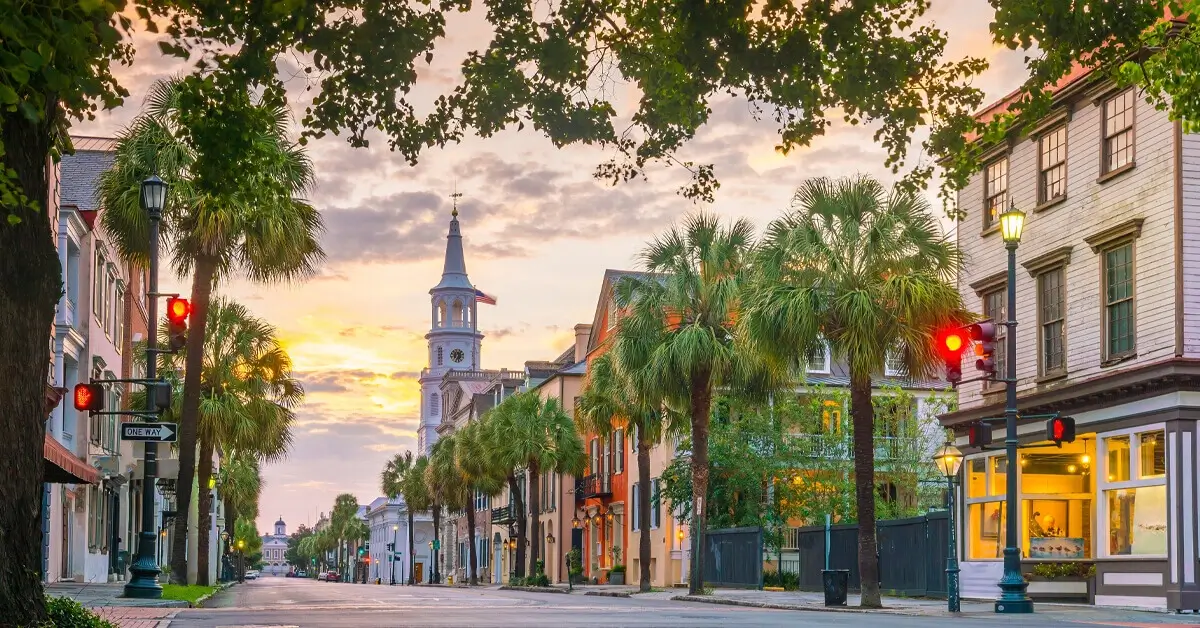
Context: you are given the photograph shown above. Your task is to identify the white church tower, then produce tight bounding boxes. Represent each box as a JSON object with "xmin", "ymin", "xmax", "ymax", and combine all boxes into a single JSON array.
[{"xmin": 417, "ymin": 205, "xmax": 483, "ymax": 455}]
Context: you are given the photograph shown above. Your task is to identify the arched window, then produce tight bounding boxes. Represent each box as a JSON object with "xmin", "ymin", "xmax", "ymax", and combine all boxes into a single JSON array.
[
  {"xmin": 436, "ymin": 346, "xmax": 444, "ymax": 366},
  {"xmin": 451, "ymin": 299, "xmax": 464, "ymax": 325},
  {"xmin": 438, "ymin": 301, "xmax": 448, "ymax": 327},
  {"xmin": 431, "ymin": 392, "xmax": 440, "ymax": 417}
]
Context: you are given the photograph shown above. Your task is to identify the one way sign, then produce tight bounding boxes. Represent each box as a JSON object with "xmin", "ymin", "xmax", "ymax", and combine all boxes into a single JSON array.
[{"xmin": 121, "ymin": 423, "xmax": 177, "ymax": 442}]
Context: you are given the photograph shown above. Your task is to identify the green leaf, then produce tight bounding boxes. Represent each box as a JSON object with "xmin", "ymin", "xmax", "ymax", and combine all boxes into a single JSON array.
[
  {"xmin": 7, "ymin": 213, "xmax": 21, "ymax": 225},
  {"xmin": 20, "ymin": 49, "xmax": 44, "ymax": 69},
  {"xmin": 0, "ymin": 84, "xmax": 17, "ymax": 105}
]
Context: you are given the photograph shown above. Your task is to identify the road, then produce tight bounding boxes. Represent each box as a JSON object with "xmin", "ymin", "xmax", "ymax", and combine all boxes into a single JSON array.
[{"xmin": 168, "ymin": 576, "xmax": 1200, "ymax": 627}]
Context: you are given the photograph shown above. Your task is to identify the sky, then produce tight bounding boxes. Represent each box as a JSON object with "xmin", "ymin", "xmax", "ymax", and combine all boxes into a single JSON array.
[{"xmin": 75, "ymin": 1, "xmax": 1032, "ymax": 534}]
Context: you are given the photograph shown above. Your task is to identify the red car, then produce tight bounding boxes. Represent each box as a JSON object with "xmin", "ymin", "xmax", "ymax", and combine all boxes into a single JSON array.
[{"xmin": 322, "ymin": 571, "xmax": 340, "ymax": 582}]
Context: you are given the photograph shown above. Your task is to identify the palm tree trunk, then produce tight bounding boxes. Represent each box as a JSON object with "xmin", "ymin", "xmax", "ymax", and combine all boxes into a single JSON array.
[
  {"xmin": 195, "ymin": 435, "xmax": 215, "ymax": 585},
  {"xmin": 688, "ymin": 371, "xmax": 713, "ymax": 595},
  {"xmin": 528, "ymin": 462, "xmax": 544, "ymax": 578},
  {"xmin": 0, "ymin": 105, "xmax": 60, "ymax": 625},
  {"xmin": 431, "ymin": 503, "xmax": 441, "ymax": 583},
  {"xmin": 407, "ymin": 509, "xmax": 415, "ymax": 584},
  {"xmin": 637, "ymin": 426, "xmax": 653, "ymax": 592},
  {"xmin": 466, "ymin": 495, "xmax": 478, "ymax": 585},
  {"xmin": 850, "ymin": 374, "xmax": 881, "ymax": 608},
  {"xmin": 507, "ymin": 473, "xmax": 527, "ymax": 578},
  {"xmin": 171, "ymin": 254, "xmax": 218, "ymax": 584}
]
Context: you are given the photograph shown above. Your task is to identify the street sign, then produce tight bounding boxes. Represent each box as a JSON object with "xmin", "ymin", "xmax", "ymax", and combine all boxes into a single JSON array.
[
  {"xmin": 432, "ymin": 540, "xmax": 440, "ymax": 551},
  {"xmin": 121, "ymin": 423, "xmax": 178, "ymax": 442}
]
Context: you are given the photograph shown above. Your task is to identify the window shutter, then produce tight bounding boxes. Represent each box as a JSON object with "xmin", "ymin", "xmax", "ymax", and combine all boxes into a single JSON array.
[
  {"xmin": 632, "ymin": 483, "xmax": 639, "ymax": 531},
  {"xmin": 651, "ymin": 479, "xmax": 661, "ymax": 528}
]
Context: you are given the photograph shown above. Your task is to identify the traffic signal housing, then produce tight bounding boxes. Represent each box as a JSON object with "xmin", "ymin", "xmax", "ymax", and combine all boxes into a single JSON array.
[
  {"xmin": 1046, "ymin": 416, "xmax": 1076, "ymax": 447},
  {"xmin": 166, "ymin": 297, "xmax": 190, "ymax": 351},
  {"xmin": 936, "ymin": 328, "xmax": 968, "ymax": 385},
  {"xmin": 967, "ymin": 421, "xmax": 992, "ymax": 448},
  {"xmin": 73, "ymin": 383, "xmax": 104, "ymax": 413},
  {"xmin": 969, "ymin": 322, "xmax": 998, "ymax": 376}
]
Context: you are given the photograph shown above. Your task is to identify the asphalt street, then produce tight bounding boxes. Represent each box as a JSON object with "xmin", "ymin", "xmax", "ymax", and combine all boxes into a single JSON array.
[{"xmin": 169, "ymin": 576, "xmax": 1200, "ymax": 627}]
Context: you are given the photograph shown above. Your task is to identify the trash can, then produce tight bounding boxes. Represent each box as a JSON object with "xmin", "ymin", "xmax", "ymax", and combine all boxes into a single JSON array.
[{"xmin": 822, "ymin": 569, "xmax": 849, "ymax": 607}]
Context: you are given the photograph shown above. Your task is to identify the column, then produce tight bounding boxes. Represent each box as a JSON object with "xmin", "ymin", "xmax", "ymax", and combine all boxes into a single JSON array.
[{"xmin": 1166, "ymin": 418, "xmax": 1200, "ymax": 610}]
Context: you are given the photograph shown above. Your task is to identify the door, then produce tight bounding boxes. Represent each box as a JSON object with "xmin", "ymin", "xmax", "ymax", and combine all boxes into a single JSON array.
[
  {"xmin": 414, "ymin": 562, "xmax": 424, "ymax": 583},
  {"xmin": 61, "ymin": 492, "xmax": 70, "ymax": 579}
]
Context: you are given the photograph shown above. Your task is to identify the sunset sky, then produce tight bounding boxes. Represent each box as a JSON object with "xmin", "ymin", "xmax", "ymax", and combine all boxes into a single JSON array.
[{"xmin": 76, "ymin": 1, "xmax": 1030, "ymax": 534}]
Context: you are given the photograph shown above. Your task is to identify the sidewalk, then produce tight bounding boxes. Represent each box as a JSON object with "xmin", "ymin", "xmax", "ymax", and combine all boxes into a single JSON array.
[
  {"xmin": 674, "ymin": 589, "xmax": 1200, "ymax": 624},
  {"xmin": 46, "ymin": 582, "xmax": 188, "ymax": 628}
]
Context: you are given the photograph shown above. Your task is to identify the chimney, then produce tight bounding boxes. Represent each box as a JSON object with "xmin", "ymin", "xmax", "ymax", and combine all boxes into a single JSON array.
[{"xmin": 573, "ymin": 324, "xmax": 593, "ymax": 364}]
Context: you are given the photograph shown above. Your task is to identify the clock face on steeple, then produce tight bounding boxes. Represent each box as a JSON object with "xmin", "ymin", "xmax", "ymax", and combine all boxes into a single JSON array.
[{"xmin": 450, "ymin": 349, "xmax": 465, "ymax": 363}]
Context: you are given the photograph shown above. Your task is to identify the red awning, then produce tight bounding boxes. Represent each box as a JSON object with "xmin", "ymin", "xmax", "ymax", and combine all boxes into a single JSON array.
[{"xmin": 44, "ymin": 433, "xmax": 98, "ymax": 484}]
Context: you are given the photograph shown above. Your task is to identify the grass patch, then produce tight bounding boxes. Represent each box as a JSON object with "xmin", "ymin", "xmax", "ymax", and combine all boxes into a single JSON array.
[{"xmin": 159, "ymin": 584, "xmax": 218, "ymax": 605}]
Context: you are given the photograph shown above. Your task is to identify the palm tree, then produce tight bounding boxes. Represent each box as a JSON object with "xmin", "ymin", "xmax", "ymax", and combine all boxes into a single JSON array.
[
  {"xmin": 217, "ymin": 450, "xmax": 262, "ymax": 539},
  {"xmin": 380, "ymin": 451, "xmax": 414, "ymax": 584},
  {"xmin": 401, "ymin": 456, "xmax": 432, "ymax": 584},
  {"xmin": 97, "ymin": 77, "xmax": 324, "ymax": 583},
  {"xmin": 483, "ymin": 392, "xmax": 586, "ymax": 579},
  {"xmin": 610, "ymin": 212, "xmax": 781, "ymax": 594},
  {"xmin": 577, "ymin": 352, "xmax": 679, "ymax": 592},
  {"xmin": 425, "ymin": 436, "xmax": 464, "ymax": 584},
  {"xmin": 741, "ymin": 175, "xmax": 967, "ymax": 607},
  {"xmin": 330, "ymin": 493, "xmax": 361, "ymax": 580},
  {"xmin": 454, "ymin": 420, "xmax": 506, "ymax": 585},
  {"xmin": 150, "ymin": 297, "xmax": 300, "ymax": 584}
]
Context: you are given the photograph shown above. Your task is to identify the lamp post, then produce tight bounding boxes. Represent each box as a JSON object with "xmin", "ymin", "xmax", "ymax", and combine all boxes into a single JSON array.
[
  {"xmin": 125, "ymin": 175, "xmax": 167, "ymax": 599},
  {"xmin": 996, "ymin": 201, "xmax": 1032, "ymax": 613},
  {"xmin": 237, "ymin": 539, "xmax": 246, "ymax": 583},
  {"xmin": 934, "ymin": 442, "xmax": 964, "ymax": 612},
  {"xmin": 391, "ymin": 524, "xmax": 399, "ymax": 585}
]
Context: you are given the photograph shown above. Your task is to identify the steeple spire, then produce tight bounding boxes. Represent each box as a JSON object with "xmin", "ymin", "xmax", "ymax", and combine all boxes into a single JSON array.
[{"xmin": 434, "ymin": 190, "xmax": 472, "ymax": 290}]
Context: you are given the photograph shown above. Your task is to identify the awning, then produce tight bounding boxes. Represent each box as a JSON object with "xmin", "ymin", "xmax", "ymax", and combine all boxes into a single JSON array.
[{"xmin": 44, "ymin": 434, "xmax": 98, "ymax": 484}]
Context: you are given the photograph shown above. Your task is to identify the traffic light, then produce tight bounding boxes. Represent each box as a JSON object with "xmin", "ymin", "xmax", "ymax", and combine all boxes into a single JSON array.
[
  {"xmin": 936, "ymin": 328, "xmax": 968, "ymax": 385},
  {"xmin": 151, "ymin": 381, "xmax": 172, "ymax": 410},
  {"xmin": 1046, "ymin": 416, "xmax": 1076, "ymax": 447},
  {"xmin": 967, "ymin": 421, "xmax": 992, "ymax": 448},
  {"xmin": 72, "ymin": 383, "xmax": 105, "ymax": 413},
  {"xmin": 166, "ymin": 297, "xmax": 190, "ymax": 351},
  {"xmin": 969, "ymin": 322, "xmax": 998, "ymax": 376}
]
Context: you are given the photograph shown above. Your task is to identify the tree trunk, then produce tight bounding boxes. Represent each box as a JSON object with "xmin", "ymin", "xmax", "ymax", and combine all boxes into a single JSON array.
[
  {"xmin": 0, "ymin": 107, "xmax": 61, "ymax": 625},
  {"xmin": 637, "ymin": 426, "xmax": 653, "ymax": 592},
  {"xmin": 171, "ymin": 255, "xmax": 218, "ymax": 584},
  {"xmin": 688, "ymin": 371, "xmax": 713, "ymax": 595},
  {"xmin": 850, "ymin": 374, "xmax": 881, "ymax": 608},
  {"xmin": 527, "ymin": 461, "xmax": 541, "ymax": 578},
  {"xmin": 436, "ymin": 501, "xmax": 446, "ymax": 585},
  {"xmin": 466, "ymin": 494, "xmax": 478, "ymax": 585},
  {"xmin": 195, "ymin": 435, "xmax": 214, "ymax": 585},
  {"xmin": 407, "ymin": 509, "xmax": 415, "ymax": 584},
  {"xmin": 507, "ymin": 473, "xmax": 526, "ymax": 578}
]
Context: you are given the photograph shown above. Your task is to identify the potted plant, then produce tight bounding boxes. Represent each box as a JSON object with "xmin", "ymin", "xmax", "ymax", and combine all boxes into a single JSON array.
[
  {"xmin": 566, "ymin": 548, "xmax": 584, "ymax": 585},
  {"xmin": 1023, "ymin": 562, "xmax": 1094, "ymax": 602},
  {"xmin": 609, "ymin": 563, "xmax": 626, "ymax": 585}
]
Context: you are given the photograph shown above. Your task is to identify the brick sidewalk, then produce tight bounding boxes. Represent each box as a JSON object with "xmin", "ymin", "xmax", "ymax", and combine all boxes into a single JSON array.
[{"xmin": 90, "ymin": 606, "xmax": 178, "ymax": 628}]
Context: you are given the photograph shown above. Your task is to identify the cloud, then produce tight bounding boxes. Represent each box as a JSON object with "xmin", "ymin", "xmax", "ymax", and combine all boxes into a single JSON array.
[
  {"xmin": 296, "ymin": 369, "xmax": 382, "ymax": 393},
  {"xmin": 389, "ymin": 370, "xmax": 421, "ymax": 380}
]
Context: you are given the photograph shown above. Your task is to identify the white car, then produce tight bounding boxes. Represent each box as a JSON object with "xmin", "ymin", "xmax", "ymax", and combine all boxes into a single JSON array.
[{"xmin": 244, "ymin": 570, "xmax": 260, "ymax": 580}]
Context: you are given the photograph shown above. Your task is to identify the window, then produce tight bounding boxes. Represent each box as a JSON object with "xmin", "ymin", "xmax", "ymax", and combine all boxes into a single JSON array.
[
  {"xmin": 1103, "ymin": 242, "xmax": 1135, "ymax": 359},
  {"xmin": 614, "ymin": 429, "xmax": 624, "ymax": 474},
  {"xmin": 965, "ymin": 454, "xmax": 1008, "ymax": 560},
  {"xmin": 1038, "ymin": 267, "xmax": 1066, "ymax": 376},
  {"xmin": 607, "ymin": 293, "xmax": 619, "ymax": 329},
  {"xmin": 984, "ymin": 158, "xmax": 1008, "ymax": 230},
  {"xmin": 1103, "ymin": 89, "xmax": 1135, "ymax": 174},
  {"xmin": 103, "ymin": 269, "xmax": 114, "ymax": 336},
  {"xmin": 884, "ymin": 346, "xmax": 906, "ymax": 377},
  {"xmin": 115, "ymin": 286, "xmax": 125, "ymax": 353},
  {"xmin": 602, "ymin": 434, "xmax": 611, "ymax": 476},
  {"xmin": 93, "ymin": 252, "xmax": 105, "ymax": 317},
  {"xmin": 1101, "ymin": 427, "xmax": 1167, "ymax": 557},
  {"xmin": 650, "ymin": 479, "xmax": 661, "ymax": 529},
  {"xmin": 982, "ymin": 288, "xmax": 1006, "ymax": 385},
  {"xmin": 590, "ymin": 438, "xmax": 599, "ymax": 475},
  {"xmin": 436, "ymin": 347, "xmax": 444, "ymax": 366},
  {"xmin": 430, "ymin": 392, "xmax": 440, "ymax": 417},
  {"xmin": 806, "ymin": 340, "xmax": 831, "ymax": 374},
  {"xmin": 1038, "ymin": 126, "xmax": 1067, "ymax": 203},
  {"xmin": 631, "ymin": 483, "xmax": 640, "ymax": 531}
]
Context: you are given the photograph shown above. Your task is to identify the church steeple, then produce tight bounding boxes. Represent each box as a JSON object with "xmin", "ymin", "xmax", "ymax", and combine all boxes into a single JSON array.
[{"xmin": 434, "ymin": 194, "xmax": 472, "ymax": 290}]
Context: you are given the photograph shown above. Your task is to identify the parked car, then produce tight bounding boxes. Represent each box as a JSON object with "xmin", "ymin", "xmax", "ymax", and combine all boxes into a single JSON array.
[
  {"xmin": 317, "ymin": 572, "xmax": 328, "ymax": 581},
  {"xmin": 323, "ymin": 571, "xmax": 340, "ymax": 582},
  {"xmin": 244, "ymin": 570, "xmax": 260, "ymax": 580},
  {"xmin": 296, "ymin": 570, "xmax": 308, "ymax": 578}
]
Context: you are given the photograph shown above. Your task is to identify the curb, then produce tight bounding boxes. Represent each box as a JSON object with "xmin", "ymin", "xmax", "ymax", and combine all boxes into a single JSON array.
[
  {"xmin": 670, "ymin": 595, "xmax": 933, "ymax": 616},
  {"xmin": 584, "ymin": 590, "xmax": 632, "ymax": 598},
  {"xmin": 192, "ymin": 582, "xmax": 233, "ymax": 608},
  {"xmin": 499, "ymin": 585, "xmax": 570, "ymax": 594}
]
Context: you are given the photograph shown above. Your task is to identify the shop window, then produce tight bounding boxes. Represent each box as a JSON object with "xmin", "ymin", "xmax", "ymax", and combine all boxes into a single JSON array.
[
  {"xmin": 965, "ymin": 452, "xmax": 1009, "ymax": 559},
  {"xmin": 990, "ymin": 455, "xmax": 1008, "ymax": 496},
  {"xmin": 967, "ymin": 501, "xmax": 1007, "ymax": 560},
  {"xmin": 1100, "ymin": 426, "xmax": 1167, "ymax": 557},
  {"xmin": 1019, "ymin": 441, "xmax": 1095, "ymax": 559},
  {"xmin": 967, "ymin": 458, "xmax": 987, "ymax": 498}
]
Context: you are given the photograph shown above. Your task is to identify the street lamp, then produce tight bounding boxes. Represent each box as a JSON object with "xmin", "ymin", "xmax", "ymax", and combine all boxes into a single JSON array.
[
  {"xmin": 391, "ymin": 524, "xmax": 399, "ymax": 585},
  {"xmin": 125, "ymin": 174, "xmax": 168, "ymax": 600},
  {"xmin": 933, "ymin": 442, "xmax": 964, "ymax": 613},
  {"xmin": 995, "ymin": 200, "xmax": 1032, "ymax": 613},
  {"xmin": 237, "ymin": 539, "xmax": 246, "ymax": 583}
]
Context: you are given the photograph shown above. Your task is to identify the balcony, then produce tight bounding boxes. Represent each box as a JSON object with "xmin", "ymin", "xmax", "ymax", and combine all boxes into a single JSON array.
[
  {"xmin": 575, "ymin": 473, "xmax": 612, "ymax": 500},
  {"xmin": 792, "ymin": 434, "xmax": 924, "ymax": 463},
  {"xmin": 490, "ymin": 504, "xmax": 516, "ymax": 525}
]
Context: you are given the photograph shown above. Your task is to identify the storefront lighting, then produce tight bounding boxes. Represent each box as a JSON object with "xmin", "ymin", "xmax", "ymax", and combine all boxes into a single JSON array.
[
  {"xmin": 1067, "ymin": 464, "xmax": 1077, "ymax": 473},
  {"xmin": 1080, "ymin": 454, "xmax": 1090, "ymax": 465},
  {"xmin": 605, "ymin": 511, "xmax": 614, "ymax": 523}
]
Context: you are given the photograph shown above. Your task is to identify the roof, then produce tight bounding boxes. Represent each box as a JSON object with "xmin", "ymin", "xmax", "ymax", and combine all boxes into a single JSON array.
[
  {"xmin": 586, "ymin": 269, "xmax": 653, "ymax": 354},
  {"xmin": 70, "ymin": 136, "xmax": 118, "ymax": 152},
  {"xmin": 804, "ymin": 373, "xmax": 950, "ymax": 392},
  {"xmin": 60, "ymin": 148, "xmax": 115, "ymax": 212},
  {"xmin": 432, "ymin": 212, "xmax": 473, "ymax": 291}
]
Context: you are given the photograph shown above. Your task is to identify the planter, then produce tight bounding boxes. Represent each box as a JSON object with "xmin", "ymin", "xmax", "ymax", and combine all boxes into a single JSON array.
[
  {"xmin": 609, "ymin": 571, "xmax": 625, "ymax": 585},
  {"xmin": 1024, "ymin": 576, "xmax": 1089, "ymax": 602},
  {"xmin": 822, "ymin": 569, "xmax": 849, "ymax": 607}
]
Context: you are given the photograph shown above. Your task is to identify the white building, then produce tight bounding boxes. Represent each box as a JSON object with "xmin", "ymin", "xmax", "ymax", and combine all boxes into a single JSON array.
[
  {"xmin": 366, "ymin": 496, "xmax": 435, "ymax": 584},
  {"xmin": 260, "ymin": 518, "xmax": 290, "ymax": 576}
]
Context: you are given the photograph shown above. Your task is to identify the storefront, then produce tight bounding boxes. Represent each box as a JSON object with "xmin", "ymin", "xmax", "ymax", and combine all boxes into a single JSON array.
[{"xmin": 947, "ymin": 378, "xmax": 1198, "ymax": 611}]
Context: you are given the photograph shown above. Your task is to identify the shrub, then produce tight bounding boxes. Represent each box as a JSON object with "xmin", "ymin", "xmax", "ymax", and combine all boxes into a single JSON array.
[
  {"xmin": 763, "ymin": 569, "xmax": 800, "ymax": 590},
  {"xmin": 45, "ymin": 597, "xmax": 118, "ymax": 628},
  {"xmin": 528, "ymin": 572, "xmax": 550, "ymax": 587},
  {"xmin": 1029, "ymin": 562, "xmax": 1094, "ymax": 580},
  {"xmin": 509, "ymin": 576, "xmax": 525, "ymax": 587},
  {"xmin": 610, "ymin": 564, "xmax": 626, "ymax": 574}
]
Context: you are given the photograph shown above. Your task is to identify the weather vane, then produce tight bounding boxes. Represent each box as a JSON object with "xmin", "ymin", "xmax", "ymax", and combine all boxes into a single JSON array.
[{"xmin": 450, "ymin": 181, "xmax": 462, "ymax": 218}]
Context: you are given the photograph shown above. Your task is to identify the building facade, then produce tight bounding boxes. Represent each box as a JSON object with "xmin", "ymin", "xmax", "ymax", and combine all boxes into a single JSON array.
[
  {"xmin": 365, "ymin": 496, "xmax": 435, "ymax": 584},
  {"xmin": 941, "ymin": 68, "xmax": 1200, "ymax": 610},
  {"xmin": 260, "ymin": 518, "xmax": 289, "ymax": 576}
]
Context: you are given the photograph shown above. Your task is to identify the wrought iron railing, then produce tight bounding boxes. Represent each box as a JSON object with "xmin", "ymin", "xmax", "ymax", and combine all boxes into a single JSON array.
[
  {"xmin": 575, "ymin": 473, "xmax": 612, "ymax": 500},
  {"xmin": 490, "ymin": 504, "xmax": 516, "ymax": 525}
]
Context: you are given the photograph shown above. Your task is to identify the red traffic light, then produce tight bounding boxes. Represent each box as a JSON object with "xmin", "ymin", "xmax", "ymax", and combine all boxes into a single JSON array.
[
  {"xmin": 73, "ymin": 383, "xmax": 104, "ymax": 412},
  {"xmin": 937, "ymin": 329, "xmax": 966, "ymax": 359},
  {"xmin": 1046, "ymin": 416, "xmax": 1076, "ymax": 446},
  {"xmin": 967, "ymin": 421, "xmax": 992, "ymax": 448},
  {"xmin": 166, "ymin": 297, "xmax": 190, "ymax": 325}
]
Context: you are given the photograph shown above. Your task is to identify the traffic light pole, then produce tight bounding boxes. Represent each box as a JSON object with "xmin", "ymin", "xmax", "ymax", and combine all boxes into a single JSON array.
[
  {"xmin": 125, "ymin": 191, "xmax": 163, "ymax": 598},
  {"xmin": 995, "ymin": 241, "xmax": 1032, "ymax": 613}
]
